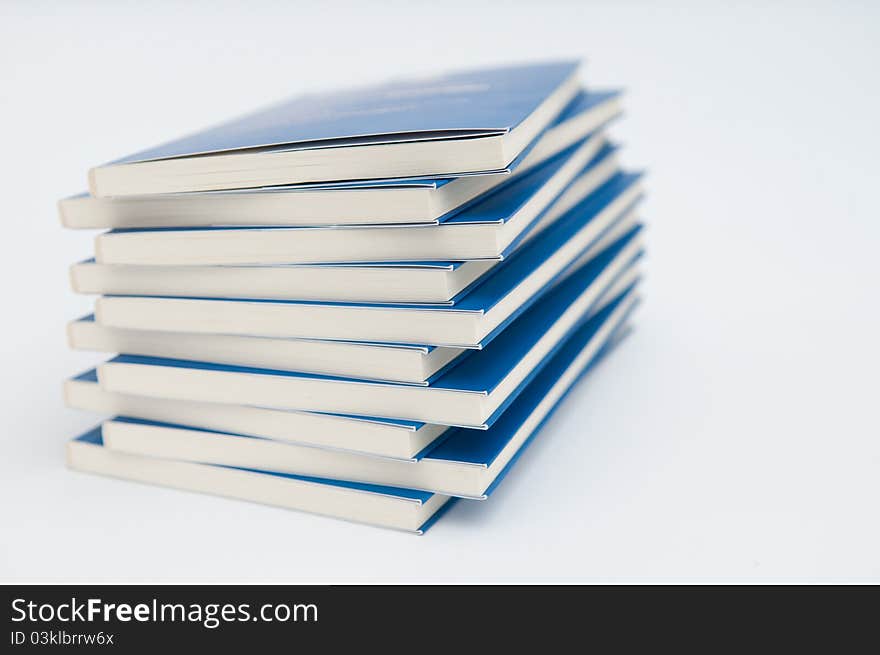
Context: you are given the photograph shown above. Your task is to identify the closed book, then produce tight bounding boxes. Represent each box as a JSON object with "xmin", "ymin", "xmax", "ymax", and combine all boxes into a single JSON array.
[
  {"xmin": 67, "ymin": 426, "xmax": 454, "ymax": 532},
  {"xmin": 67, "ymin": 318, "xmax": 465, "ymax": 385},
  {"xmin": 100, "ymin": 292, "xmax": 638, "ymax": 498},
  {"xmin": 60, "ymin": 90, "xmax": 620, "ymax": 229},
  {"xmin": 92, "ymin": 134, "xmax": 615, "ymax": 267},
  {"xmin": 65, "ymin": 370, "xmax": 449, "ymax": 460},
  {"xmin": 95, "ymin": 250, "xmax": 642, "ymax": 428},
  {"xmin": 93, "ymin": 172, "xmax": 644, "ymax": 347},
  {"xmin": 88, "ymin": 61, "xmax": 582, "ymax": 196},
  {"xmin": 71, "ymin": 258, "xmax": 501, "ymax": 305}
]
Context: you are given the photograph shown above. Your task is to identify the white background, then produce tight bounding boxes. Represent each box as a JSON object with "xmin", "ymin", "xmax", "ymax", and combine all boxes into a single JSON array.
[{"xmin": 1, "ymin": 0, "xmax": 878, "ymax": 583}]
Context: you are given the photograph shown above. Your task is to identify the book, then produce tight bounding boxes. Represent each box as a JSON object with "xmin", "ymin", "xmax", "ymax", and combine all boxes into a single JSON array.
[
  {"xmin": 71, "ymin": 258, "xmax": 501, "ymax": 304},
  {"xmin": 95, "ymin": 255, "xmax": 641, "ymax": 428},
  {"xmin": 88, "ymin": 61, "xmax": 582, "ymax": 196},
  {"xmin": 65, "ymin": 370, "xmax": 449, "ymax": 460},
  {"xmin": 60, "ymin": 90, "xmax": 621, "ymax": 229},
  {"xmin": 93, "ymin": 172, "xmax": 644, "ymax": 347},
  {"xmin": 92, "ymin": 134, "xmax": 615, "ymax": 267},
  {"xmin": 100, "ymin": 293, "xmax": 638, "ymax": 498},
  {"xmin": 68, "ymin": 316, "xmax": 466, "ymax": 385},
  {"xmin": 67, "ymin": 426, "xmax": 455, "ymax": 532}
]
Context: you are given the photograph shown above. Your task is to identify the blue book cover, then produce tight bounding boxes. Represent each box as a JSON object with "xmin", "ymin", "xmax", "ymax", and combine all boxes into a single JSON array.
[
  {"xmin": 62, "ymin": 87, "xmax": 621, "ymax": 221},
  {"xmin": 427, "ymin": 297, "xmax": 640, "ymax": 496},
  {"xmin": 430, "ymin": 230, "xmax": 643, "ymax": 391},
  {"xmin": 272, "ymin": 88, "xmax": 623, "ymax": 191},
  {"xmin": 443, "ymin": 141, "xmax": 615, "ymax": 227},
  {"xmin": 109, "ymin": 61, "xmax": 580, "ymax": 165}
]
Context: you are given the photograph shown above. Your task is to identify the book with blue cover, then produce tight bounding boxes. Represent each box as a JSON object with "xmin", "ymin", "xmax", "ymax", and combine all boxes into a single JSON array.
[
  {"xmin": 92, "ymin": 134, "xmax": 616, "ymax": 267},
  {"xmin": 60, "ymin": 89, "xmax": 621, "ymax": 229},
  {"xmin": 67, "ymin": 315, "xmax": 466, "ymax": 385},
  {"xmin": 65, "ymin": 369, "xmax": 450, "ymax": 460},
  {"xmin": 88, "ymin": 61, "xmax": 583, "ymax": 196},
  {"xmin": 93, "ymin": 172, "xmax": 644, "ymax": 347},
  {"xmin": 99, "ymin": 288, "xmax": 639, "ymax": 498},
  {"xmin": 70, "ymin": 257, "xmax": 501, "ymax": 305},
  {"xmin": 95, "ymin": 230, "xmax": 642, "ymax": 427},
  {"xmin": 66, "ymin": 425, "xmax": 455, "ymax": 533}
]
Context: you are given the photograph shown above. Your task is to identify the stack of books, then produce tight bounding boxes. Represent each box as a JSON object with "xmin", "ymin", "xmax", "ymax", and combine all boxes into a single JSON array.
[{"xmin": 61, "ymin": 61, "xmax": 645, "ymax": 533}]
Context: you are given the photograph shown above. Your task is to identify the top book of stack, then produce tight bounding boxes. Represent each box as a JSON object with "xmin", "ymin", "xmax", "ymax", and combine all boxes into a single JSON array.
[{"xmin": 85, "ymin": 61, "xmax": 588, "ymax": 199}]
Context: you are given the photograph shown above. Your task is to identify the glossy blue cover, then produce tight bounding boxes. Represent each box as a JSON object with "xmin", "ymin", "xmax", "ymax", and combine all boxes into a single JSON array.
[
  {"xmin": 72, "ymin": 368, "xmax": 100, "ymax": 383},
  {"xmin": 431, "ymin": 230, "xmax": 641, "ymax": 392},
  {"xmin": 426, "ymin": 290, "xmax": 639, "ymax": 469},
  {"xmin": 330, "ymin": 88, "xmax": 620, "ymax": 190},
  {"xmin": 111, "ymin": 61, "xmax": 579, "ymax": 164},
  {"xmin": 414, "ymin": 497, "xmax": 458, "ymax": 533},
  {"xmin": 452, "ymin": 170, "xmax": 640, "ymax": 312},
  {"xmin": 478, "ymin": 318, "xmax": 633, "ymax": 498},
  {"xmin": 67, "ymin": 87, "xmax": 619, "ymax": 207},
  {"xmin": 444, "ymin": 141, "xmax": 586, "ymax": 226},
  {"xmin": 74, "ymin": 425, "xmax": 435, "ymax": 502},
  {"xmin": 270, "ymin": 88, "xmax": 622, "ymax": 191}
]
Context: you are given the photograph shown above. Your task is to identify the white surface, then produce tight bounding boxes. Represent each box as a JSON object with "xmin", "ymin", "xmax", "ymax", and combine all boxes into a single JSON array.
[{"xmin": 1, "ymin": 0, "xmax": 878, "ymax": 583}]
